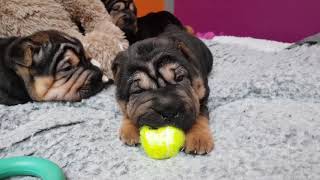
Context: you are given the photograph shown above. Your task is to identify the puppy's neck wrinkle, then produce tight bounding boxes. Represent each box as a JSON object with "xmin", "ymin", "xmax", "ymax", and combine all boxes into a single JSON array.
[{"xmin": 0, "ymin": 37, "xmax": 31, "ymax": 105}]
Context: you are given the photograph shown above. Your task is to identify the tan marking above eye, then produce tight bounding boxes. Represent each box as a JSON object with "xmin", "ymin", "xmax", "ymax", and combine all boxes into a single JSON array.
[
  {"xmin": 158, "ymin": 63, "xmax": 179, "ymax": 83},
  {"xmin": 129, "ymin": 3, "xmax": 135, "ymax": 11},
  {"xmin": 113, "ymin": 2, "xmax": 125, "ymax": 10},
  {"xmin": 64, "ymin": 50, "xmax": 80, "ymax": 66},
  {"xmin": 133, "ymin": 72, "xmax": 156, "ymax": 90}
]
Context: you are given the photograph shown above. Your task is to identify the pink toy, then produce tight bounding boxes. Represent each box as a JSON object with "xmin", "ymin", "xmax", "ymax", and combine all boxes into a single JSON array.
[
  {"xmin": 196, "ymin": 32, "xmax": 216, "ymax": 40},
  {"xmin": 184, "ymin": 25, "xmax": 218, "ymax": 40}
]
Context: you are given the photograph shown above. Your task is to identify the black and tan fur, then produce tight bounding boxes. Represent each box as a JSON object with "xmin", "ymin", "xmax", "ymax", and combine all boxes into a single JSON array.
[
  {"xmin": 102, "ymin": 0, "xmax": 185, "ymax": 44},
  {"xmin": 112, "ymin": 25, "xmax": 214, "ymax": 154},
  {"xmin": 102, "ymin": 0, "xmax": 138, "ymax": 43},
  {"xmin": 0, "ymin": 30, "xmax": 104, "ymax": 105}
]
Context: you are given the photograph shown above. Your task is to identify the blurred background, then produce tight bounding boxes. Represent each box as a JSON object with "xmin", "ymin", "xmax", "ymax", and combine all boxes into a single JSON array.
[{"xmin": 134, "ymin": 0, "xmax": 320, "ymax": 42}]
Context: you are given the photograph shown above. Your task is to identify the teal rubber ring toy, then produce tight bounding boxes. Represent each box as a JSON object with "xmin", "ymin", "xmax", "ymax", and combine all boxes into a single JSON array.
[{"xmin": 0, "ymin": 156, "xmax": 66, "ymax": 180}]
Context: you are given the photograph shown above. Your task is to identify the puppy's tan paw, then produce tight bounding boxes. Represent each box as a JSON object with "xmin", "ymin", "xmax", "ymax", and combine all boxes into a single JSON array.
[
  {"xmin": 119, "ymin": 118, "xmax": 140, "ymax": 146},
  {"xmin": 184, "ymin": 115, "xmax": 214, "ymax": 155},
  {"xmin": 185, "ymin": 130, "xmax": 214, "ymax": 155}
]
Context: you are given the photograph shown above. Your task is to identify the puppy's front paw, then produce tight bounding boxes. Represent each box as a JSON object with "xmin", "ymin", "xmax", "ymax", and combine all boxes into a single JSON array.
[
  {"xmin": 119, "ymin": 118, "xmax": 140, "ymax": 146},
  {"xmin": 184, "ymin": 116, "xmax": 214, "ymax": 155},
  {"xmin": 185, "ymin": 130, "xmax": 214, "ymax": 155}
]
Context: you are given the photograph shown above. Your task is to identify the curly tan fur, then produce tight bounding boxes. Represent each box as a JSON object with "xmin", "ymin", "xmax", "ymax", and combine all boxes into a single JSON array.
[{"xmin": 0, "ymin": 0, "xmax": 128, "ymax": 80}]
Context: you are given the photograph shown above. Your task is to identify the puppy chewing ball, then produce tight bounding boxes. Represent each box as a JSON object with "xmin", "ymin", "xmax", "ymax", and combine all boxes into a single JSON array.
[{"xmin": 140, "ymin": 125, "xmax": 185, "ymax": 160}]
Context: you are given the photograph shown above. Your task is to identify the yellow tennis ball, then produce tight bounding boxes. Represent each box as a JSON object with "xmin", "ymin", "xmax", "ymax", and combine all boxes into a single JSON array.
[{"xmin": 140, "ymin": 125, "xmax": 185, "ymax": 160}]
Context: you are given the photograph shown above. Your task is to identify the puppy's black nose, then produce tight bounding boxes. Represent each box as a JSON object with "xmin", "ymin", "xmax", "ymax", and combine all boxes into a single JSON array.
[
  {"xmin": 123, "ymin": 17, "xmax": 133, "ymax": 23},
  {"xmin": 123, "ymin": 14, "xmax": 135, "ymax": 23},
  {"xmin": 161, "ymin": 112, "xmax": 179, "ymax": 120},
  {"xmin": 90, "ymin": 66, "xmax": 103, "ymax": 83}
]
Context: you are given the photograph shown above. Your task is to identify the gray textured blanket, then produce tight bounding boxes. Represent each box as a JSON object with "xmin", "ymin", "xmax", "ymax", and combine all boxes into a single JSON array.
[{"xmin": 1, "ymin": 37, "xmax": 320, "ymax": 180}]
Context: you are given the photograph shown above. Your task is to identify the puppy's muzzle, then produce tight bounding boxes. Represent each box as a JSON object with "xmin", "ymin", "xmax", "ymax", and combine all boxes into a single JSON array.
[
  {"xmin": 138, "ymin": 86, "xmax": 194, "ymax": 130},
  {"xmin": 79, "ymin": 64, "xmax": 104, "ymax": 99},
  {"xmin": 123, "ymin": 14, "xmax": 135, "ymax": 24}
]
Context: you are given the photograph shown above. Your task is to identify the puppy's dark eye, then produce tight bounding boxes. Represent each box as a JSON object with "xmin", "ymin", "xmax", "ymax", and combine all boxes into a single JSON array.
[
  {"xmin": 130, "ymin": 81, "xmax": 144, "ymax": 94},
  {"xmin": 112, "ymin": 6, "xmax": 119, "ymax": 11},
  {"xmin": 33, "ymin": 46, "xmax": 41, "ymax": 54},
  {"xmin": 59, "ymin": 62, "xmax": 73, "ymax": 72},
  {"xmin": 175, "ymin": 66, "xmax": 187, "ymax": 82},
  {"xmin": 131, "ymin": 88, "xmax": 144, "ymax": 94},
  {"xmin": 61, "ymin": 65, "xmax": 72, "ymax": 72},
  {"xmin": 175, "ymin": 75, "xmax": 184, "ymax": 82},
  {"xmin": 130, "ymin": 87, "xmax": 144, "ymax": 95}
]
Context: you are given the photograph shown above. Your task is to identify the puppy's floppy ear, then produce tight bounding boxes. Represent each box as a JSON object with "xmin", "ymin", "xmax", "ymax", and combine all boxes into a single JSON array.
[
  {"xmin": 6, "ymin": 38, "xmax": 40, "ymax": 68},
  {"xmin": 176, "ymin": 41, "xmax": 197, "ymax": 62},
  {"xmin": 112, "ymin": 51, "xmax": 128, "ymax": 79}
]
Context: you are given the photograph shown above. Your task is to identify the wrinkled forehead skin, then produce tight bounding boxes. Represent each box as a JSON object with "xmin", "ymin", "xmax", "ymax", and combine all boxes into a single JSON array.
[
  {"xmin": 27, "ymin": 31, "xmax": 85, "ymax": 74},
  {"xmin": 6, "ymin": 30, "xmax": 84, "ymax": 72},
  {"xmin": 6, "ymin": 30, "xmax": 103, "ymax": 102},
  {"xmin": 114, "ymin": 37, "xmax": 201, "ymax": 101}
]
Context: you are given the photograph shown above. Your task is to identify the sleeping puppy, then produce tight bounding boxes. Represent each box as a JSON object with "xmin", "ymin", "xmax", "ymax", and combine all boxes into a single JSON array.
[
  {"xmin": 102, "ymin": 0, "xmax": 138, "ymax": 43},
  {"xmin": 112, "ymin": 25, "xmax": 214, "ymax": 154},
  {"xmin": 102, "ymin": 0, "xmax": 185, "ymax": 44},
  {"xmin": 0, "ymin": 30, "xmax": 104, "ymax": 105}
]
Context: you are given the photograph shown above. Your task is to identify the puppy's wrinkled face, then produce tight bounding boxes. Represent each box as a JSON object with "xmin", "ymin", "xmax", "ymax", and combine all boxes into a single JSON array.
[
  {"xmin": 103, "ymin": 0, "xmax": 138, "ymax": 37},
  {"xmin": 113, "ymin": 38, "xmax": 207, "ymax": 131},
  {"xmin": 6, "ymin": 30, "xmax": 103, "ymax": 102}
]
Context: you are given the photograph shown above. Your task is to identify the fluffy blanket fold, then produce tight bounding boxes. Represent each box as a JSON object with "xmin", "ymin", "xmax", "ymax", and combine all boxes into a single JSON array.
[{"xmin": 1, "ymin": 36, "xmax": 320, "ymax": 180}]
